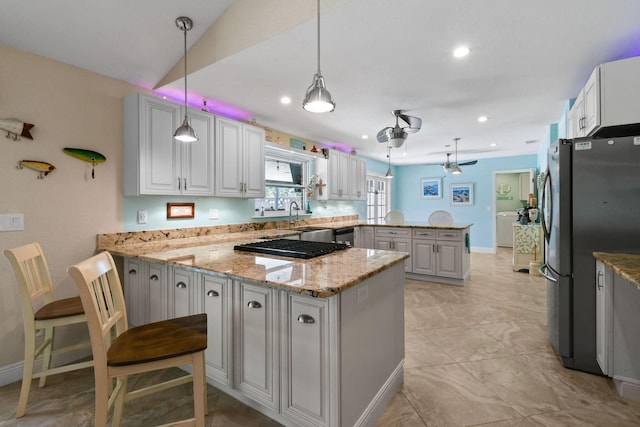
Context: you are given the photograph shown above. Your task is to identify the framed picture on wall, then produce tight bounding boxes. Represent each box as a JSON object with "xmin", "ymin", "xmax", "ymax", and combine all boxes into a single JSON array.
[
  {"xmin": 421, "ymin": 178, "xmax": 442, "ymax": 199},
  {"xmin": 450, "ymin": 183, "xmax": 474, "ymax": 206}
]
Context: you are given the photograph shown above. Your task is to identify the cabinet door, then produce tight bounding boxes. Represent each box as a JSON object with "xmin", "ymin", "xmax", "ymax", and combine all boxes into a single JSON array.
[
  {"xmin": 412, "ymin": 239, "xmax": 436, "ymax": 275},
  {"xmin": 215, "ymin": 117, "xmax": 244, "ymax": 197},
  {"xmin": 170, "ymin": 267, "xmax": 194, "ymax": 318},
  {"xmin": 348, "ymin": 155, "xmax": 359, "ymax": 199},
  {"xmin": 243, "ymin": 125, "xmax": 265, "ymax": 198},
  {"xmin": 124, "ymin": 258, "xmax": 144, "ymax": 327},
  {"xmin": 280, "ymin": 293, "xmax": 331, "ymax": 427},
  {"xmin": 356, "ymin": 226, "xmax": 374, "ymax": 249},
  {"xmin": 582, "ymin": 67, "xmax": 601, "ymax": 136},
  {"xmin": 147, "ymin": 262, "xmax": 167, "ymax": 324},
  {"xmin": 140, "ymin": 96, "xmax": 181, "ymax": 195},
  {"xmin": 327, "ymin": 151, "xmax": 342, "ymax": 199},
  {"xmin": 203, "ymin": 275, "xmax": 232, "ymax": 386},
  {"xmin": 338, "ymin": 151, "xmax": 350, "ymax": 199},
  {"xmin": 234, "ymin": 282, "xmax": 279, "ymax": 410},
  {"xmin": 355, "ymin": 157, "xmax": 367, "ymax": 200},
  {"xmin": 595, "ymin": 261, "xmax": 612, "ymax": 376},
  {"xmin": 436, "ymin": 241, "xmax": 463, "ymax": 278},
  {"xmin": 393, "ymin": 238, "xmax": 412, "ymax": 272},
  {"xmin": 181, "ymin": 108, "xmax": 215, "ymax": 196},
  {"xmin": 374, "ymin": 237, "xmax": 393, "ymax": 251}
]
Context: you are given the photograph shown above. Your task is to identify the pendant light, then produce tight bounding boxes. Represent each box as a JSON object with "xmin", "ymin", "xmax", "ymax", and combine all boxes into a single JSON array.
[
  {"xmin": 302, "ymin": 0, "xmax": 335, "ymax": 113},
  {"xmin": 452, "ymin": 137, "xmax": 462, "ymax": 174},
  {"xmin": 385, "ymin": 146, "xmax": 394, "ymax": 178},
  {"xmin": 173, "ymin": 16, "xmax": 198, "ymax": 142}
]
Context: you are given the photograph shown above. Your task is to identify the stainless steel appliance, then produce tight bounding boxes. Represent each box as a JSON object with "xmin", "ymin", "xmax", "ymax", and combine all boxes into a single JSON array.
[
  {"xmin": 234, "ymin": 239, "xmax": 349, "ymax": 259},
  {"xmin": 540, "ymin": 136, "xmax": 640, "ymax": 374},
  {"xmin": 297, "ymin": 227, "xmax": 334, "ymax": 243},
  {"xmin": 334, "ymin": 226, "xmax": 355, "ymax": 246}
]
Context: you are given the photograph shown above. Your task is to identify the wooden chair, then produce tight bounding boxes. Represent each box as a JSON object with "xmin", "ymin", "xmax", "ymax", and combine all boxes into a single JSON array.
[
  {"xmin": 3, "ymin": 242, "xmax": 93, "ymax": 418},
  {"xmin": 67, "ymin": 251, "xmax": 207, "ymax": 427}
]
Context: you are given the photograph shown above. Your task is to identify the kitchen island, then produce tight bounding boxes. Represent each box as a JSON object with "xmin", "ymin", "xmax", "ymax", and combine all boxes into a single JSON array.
[{"xmin": 98, "ymin": 227, "xmax": 408, "ymax": 427}]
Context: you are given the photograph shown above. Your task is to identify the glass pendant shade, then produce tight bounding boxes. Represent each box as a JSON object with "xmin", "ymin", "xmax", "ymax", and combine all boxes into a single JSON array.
[{"xmin": 303, "ymin": 74, "xmax": 335, "ymax": 113}]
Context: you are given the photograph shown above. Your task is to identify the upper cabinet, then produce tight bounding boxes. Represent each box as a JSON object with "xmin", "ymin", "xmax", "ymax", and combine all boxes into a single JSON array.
[
  {"xmin": 123, "ymin": 93, "xmax": 215, "ymax": 196},
  {"xmin": 315, "ymin": 150, "xmax": 367, "ymax": 201},
  {"xmin": 215, "ymin": 117, "xmax": 265, "ymax": 198},
  {"xmin": 567, "ymin": 56, "xmax": 640, "ymax": 139}
]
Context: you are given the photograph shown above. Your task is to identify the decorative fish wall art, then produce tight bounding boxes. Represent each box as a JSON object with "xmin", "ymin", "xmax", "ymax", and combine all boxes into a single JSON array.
[
  {"xmin": 63, "ymin": 147, "xmax": 106, "ymax": 179},
  {"xmin": 1, "ymin": 119, "xmax": 35, "ymax": 140},
  {"xmin": 17, "ymin": 160, "xmax": 56, "ymax": 179}
]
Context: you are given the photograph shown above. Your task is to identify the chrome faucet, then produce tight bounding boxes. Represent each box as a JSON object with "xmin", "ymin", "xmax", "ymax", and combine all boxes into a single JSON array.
[{"xmin": 289, "ymin": 201, "xmax": 300, "ymax": 228}]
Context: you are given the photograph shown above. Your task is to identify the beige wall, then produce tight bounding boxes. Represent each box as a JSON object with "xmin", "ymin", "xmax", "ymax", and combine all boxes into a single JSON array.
[{"xmin": 0, "ymin": 44, "xmax": 138, "ymax": 370}]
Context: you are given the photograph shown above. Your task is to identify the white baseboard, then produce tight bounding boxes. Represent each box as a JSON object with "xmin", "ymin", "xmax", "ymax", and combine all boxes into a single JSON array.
[
  {"xmin": 0, "ymin": 360, "xmax": 25, "ymax": 387},
  {"xmin": 471, "ymin": 246, "xmax": 496, "ymax": 254},
  {"xmin": 613, "ymin": 376, "xmax": 640, "ymax": 402},
  {"xmin": 0, "ymin": 349, "xmax": 92, "ymax": 388},
  {"xmin": 354, "ymin": 361, "xmax": 404, "ymax": 427}
]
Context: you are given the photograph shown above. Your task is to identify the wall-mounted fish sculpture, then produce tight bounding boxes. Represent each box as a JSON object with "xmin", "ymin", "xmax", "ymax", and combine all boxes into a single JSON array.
[
  {"xmin": 1, "ymin": 119, "xmax": 34, "ymax": 140},
  {"xmin": 17, "ymin": 160, "xmax": 56, "ymax": 179},
  {"xmin": 63, "ymin": 148, "xmax": 106, "ymax": 179}
]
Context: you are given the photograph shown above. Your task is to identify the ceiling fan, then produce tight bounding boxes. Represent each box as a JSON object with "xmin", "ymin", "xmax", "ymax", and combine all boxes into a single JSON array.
[
  {"xmin": 376, "ymin": 110, "xmax": 422, "ymax": 148},
  {"xmin": 442, "ymin": 138, "xmax": 477, "ymax": 174}
]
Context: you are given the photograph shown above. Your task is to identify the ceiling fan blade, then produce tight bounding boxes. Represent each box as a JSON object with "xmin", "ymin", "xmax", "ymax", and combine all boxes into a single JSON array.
[
  {"xmin": 458, "ymin": 160, "xmax": 478, "ymax": 166},
  {"xmin": 398, "ymin": 114, "xmax": 422, "ymax": 133},
  {"xmin": 376, "ymin": 127, "xmax": 393, "ymax": 143}
]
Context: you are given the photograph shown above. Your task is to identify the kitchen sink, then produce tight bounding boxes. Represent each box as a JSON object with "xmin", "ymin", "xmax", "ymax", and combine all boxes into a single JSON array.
[{"xmin": 295, "ymin": 227, "xmax": 334, "ymax": 243}]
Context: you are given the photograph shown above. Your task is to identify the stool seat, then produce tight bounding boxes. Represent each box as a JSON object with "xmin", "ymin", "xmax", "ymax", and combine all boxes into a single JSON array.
[
  {"xmin": 108, "ymin": 314, "xmax": 207, "ymax": 367},
  {"xmin": 34, "ymin": 296, "xmax": 85, "ymax": 320}
]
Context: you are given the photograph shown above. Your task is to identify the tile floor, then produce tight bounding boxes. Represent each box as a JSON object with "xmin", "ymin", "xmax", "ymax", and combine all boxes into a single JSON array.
[{"xmin": 2, "ymin": 249, "xmax": 640, "ymax": 426}]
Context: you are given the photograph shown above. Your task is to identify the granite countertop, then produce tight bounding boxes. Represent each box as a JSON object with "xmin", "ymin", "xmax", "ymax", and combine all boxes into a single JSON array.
[
  {"xmin": 593, "ymin": 252, "xmax": 640, "ymax": 291},
  {"xmin": 306, "ymin": 220, "xmax": 472, "ymax": 230},
  {"xmin": 99, "ymin": 230, "xmax": 408, "ymax": 298}
]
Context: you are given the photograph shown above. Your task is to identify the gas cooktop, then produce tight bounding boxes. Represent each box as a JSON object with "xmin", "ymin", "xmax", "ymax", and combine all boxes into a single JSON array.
[{"xmin": 234, "ymin": 239, "xmax": 349, "ymax": 259}]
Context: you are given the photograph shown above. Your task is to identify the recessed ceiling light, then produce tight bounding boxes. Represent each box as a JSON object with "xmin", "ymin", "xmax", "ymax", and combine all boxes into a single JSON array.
[
  {"xmin": 280, "ymin": 96, "xmax": 292, "ymax": 105},
  {"xmin": 477, "ymin": 115, "xmax": 488, "ymax": 123},
  {"xmin": 453, "ymin": 46, "xmax": 470, "ymax": 58},
  {"xmin": 490, "ymin": 143, "xmax": 497, "ymax": 147},
  {"xmin": 361, "ymin": 134, "xmax": 368, "ymax": 139}
]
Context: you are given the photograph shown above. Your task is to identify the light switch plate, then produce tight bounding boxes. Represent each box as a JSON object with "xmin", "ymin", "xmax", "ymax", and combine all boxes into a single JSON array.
[
  {"xmin": 0, "ymin": 213, "xmax": 24, "ymax": 231},
  {"xmin": 209, "ymin": 209, "xmax": 219, "ymax": 220}
]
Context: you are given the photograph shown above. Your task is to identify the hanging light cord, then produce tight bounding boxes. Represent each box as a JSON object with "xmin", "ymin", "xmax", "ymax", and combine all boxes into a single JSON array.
[
  {"xmin": 316, "ymin": 0, "xmax": 321, "ymax": 76},
  {"xmin": 182, "ymin": 23, "xmax": 188, "ymax": 113}
]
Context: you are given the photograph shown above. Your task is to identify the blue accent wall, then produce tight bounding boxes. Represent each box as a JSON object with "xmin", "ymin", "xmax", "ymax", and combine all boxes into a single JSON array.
[{"xmin": 395, "ymin": 154, "xmax": 538, "ymax": 250}]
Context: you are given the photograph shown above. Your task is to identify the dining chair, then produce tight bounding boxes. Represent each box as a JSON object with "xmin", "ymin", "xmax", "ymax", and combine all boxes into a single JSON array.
[
  {"xmin": 3, "ymin": 242, "xmax": 93, "ymax": 418},
  {"xmin": 67, "ymin": 251, "xmax": 207, "ymax": 427},
  {"xmin": 384, "ymin": 210, "xmax": 405, "ymax": 225}
]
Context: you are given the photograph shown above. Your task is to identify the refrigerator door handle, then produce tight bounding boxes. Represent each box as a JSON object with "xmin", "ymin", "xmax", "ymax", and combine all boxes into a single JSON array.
[
  {"xmin": 539, "ymin": 263, "xmax": 557, "ymax": 283},
  {"xmin": 540, "ymin": 168, "xmax": 552, "ymax": 243}
]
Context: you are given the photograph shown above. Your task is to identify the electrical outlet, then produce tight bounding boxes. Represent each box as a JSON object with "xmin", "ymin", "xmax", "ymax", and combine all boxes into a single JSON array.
[{"xmin": 137, "ymin": 210, "xmax": 147, "ymax": 224}]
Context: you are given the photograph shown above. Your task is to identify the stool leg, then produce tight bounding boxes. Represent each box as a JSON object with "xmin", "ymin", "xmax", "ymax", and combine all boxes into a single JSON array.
[
  {"xmin": 39, "ymin": 326, "xmax": 54, "ymax": 387},
  {"xmin": 17, "ymin": 327, "xmax": 36, "ymax": 417},
  {"xmin": 111, "ymin": 376, "xmax": 127, "ymax": 427},
  {"xmin": 94, "ymin": 368, "xmax": 110, "ymax": 427},
  {"xmin": 193, "ymin": 352, "xmax": 205, "ymax": 427}
]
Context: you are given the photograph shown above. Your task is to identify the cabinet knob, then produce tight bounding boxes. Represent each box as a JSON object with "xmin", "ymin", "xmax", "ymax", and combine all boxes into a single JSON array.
[
  {"xmin": 247, "ymin": 300, "xmax": 262, "ymax": 309},
  {"xmin": 128, "ymin": 269, "xmax": 137, "ymax": 275},
  {"xmin": 207, "ymin": 290, "xmax": 219, "ymax": 297},
  {"xmin": 297, "ymin": 314, "xmax": 315, "ymax": 324},
  {"xmin": 149, "ymin": 274, "xmax": 159, "ymax": 281},
  {"xmin": 176, "ymin": 282, "xmax": 187, "ymax": 289}
]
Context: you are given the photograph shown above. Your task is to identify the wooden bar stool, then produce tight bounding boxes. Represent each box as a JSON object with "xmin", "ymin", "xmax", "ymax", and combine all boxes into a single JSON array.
[
  {"xmin": 4, "ymin": 242, "xmax": 93, "ymax": 418},
  {"xmin": 67, "ymin": 251, "xmax": 207, "ymax": 427}
]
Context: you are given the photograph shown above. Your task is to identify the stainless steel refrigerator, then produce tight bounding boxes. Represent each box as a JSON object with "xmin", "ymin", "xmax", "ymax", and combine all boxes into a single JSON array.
[{"xmin": 540, "ymin": 136, "xmax": 640, "ymax": 374}]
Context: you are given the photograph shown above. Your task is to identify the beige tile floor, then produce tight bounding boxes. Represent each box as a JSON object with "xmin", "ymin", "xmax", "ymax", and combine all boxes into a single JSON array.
[{"xmin": 2, "ymin": 249, "xmax": 640, "ymax": 426}]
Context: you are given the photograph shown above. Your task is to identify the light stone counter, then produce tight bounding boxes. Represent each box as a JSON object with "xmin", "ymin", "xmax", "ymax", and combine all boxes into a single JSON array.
[
  {"xmin": 305, "ymin": 220, "xmax": 473, "ymax": 230},
  {"xmin": 593, "ymin": 252, "xmax": 640, "ymax": 291}
]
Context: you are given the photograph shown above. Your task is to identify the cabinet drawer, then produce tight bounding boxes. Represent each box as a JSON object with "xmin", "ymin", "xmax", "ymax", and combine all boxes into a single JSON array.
[
  {"xmin": 436, "ymin": 229, "xmax": 461, "ymax": 241},
  {"xmin": 412, "ymin": 229, "xmax": 436, "ymax": 239},
  {"xmin": 375, "ymin": 227, "xmax": 411, "ymax": 238}
]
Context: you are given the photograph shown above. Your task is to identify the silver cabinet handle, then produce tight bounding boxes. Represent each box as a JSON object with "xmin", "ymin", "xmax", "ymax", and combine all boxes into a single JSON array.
[
  {"xmin": 243, "ymin": 182, "xmax": 247, "ymax": 193},
  {"xmin": 298, "ymin": 314, "xmax": 315, "ymax": 324},
  {"xmin": 207, "ymin": 290, "xmax": 219, "ymax": 297},
  {"xmin": 128, "ymin": 269, "xmax": 137, "ymax": 275},
  {"xmin": 597, "ymin": 270, "xmax": 603, "ymax": 290},
  {"xmin": 149, "ymin": 274, "xmax": 159, "ymax": 281},
  {"xmin": 178, "ymin": 177, "xmax": 181, "ymax": 191},
  {"xmin": 183, "ymin": 178, "xmax": 187, "ymax": 190},
  {"xmin": 247, "ymin": 301, "xmax": 262, "ymax": 309},
  {"xmin": 176, "ymin": 282, "xmax": 187, "ymax": 289},
  {"xmin": 389, "ymin": 231, "xmax": 398, "ymax": 235}
]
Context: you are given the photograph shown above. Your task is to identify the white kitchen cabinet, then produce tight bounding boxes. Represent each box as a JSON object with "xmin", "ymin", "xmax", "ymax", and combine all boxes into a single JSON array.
[
  {"xmin": 315, "ymin": 150, "xmax": 366, "ymax": 201},
  {"xmin": 202, "ymin": 274, "xmax": 232, "ymax": 386},
  {"xmin": 169, "ymin": 267, "xmax": 196, "ymax": 319},
  {"xmin": 214, "ymin": 117, "xmax": 265, "ymax": 198},
  {"xmin": 435, "ymin": 240, "xmax": 463, "ymax": 279},
  {"xmin": 411, "ymin": 230, "xmax": 436, "ymax": 275},
  {"xmin": 595, "ymin": 260, "xmax": 613, "ymax": 376},
  {"xmin": 123, "ymin": 257, "xmax": 144, "ymax": 327},
  {"xmin": 123, "ymin": 93, "xmax": 215, "ymax": 196},
  {"xmin": 355, "ymin": 226, "xmax": 374, "ymax": 249},
  {"xmin": 375, "ymin": 227, "xmax": 412, "ymax": 272},
  {"xmin": 123, "ymin": 258, "xmax": 167, "ymax": 326},
  {"xmin": 280, "ymin": 292, "xmax": 332, "ymax": 427},
  {"xmin": 567, "ymin": 56, "xmax": 640, "ymax": 139},
  {"xmin": 233, "ymin": 281, "xmax": 279, "ymax": 411},
  {"xmin": 147, "ymin": 262, "xmax": 168, "ymax": 324}
]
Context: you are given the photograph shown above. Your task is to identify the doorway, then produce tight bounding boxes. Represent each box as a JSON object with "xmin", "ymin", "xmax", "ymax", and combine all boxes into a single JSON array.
[{"xmin": 492, "ymin": 168, "xmax": 535, "ymax": 252}]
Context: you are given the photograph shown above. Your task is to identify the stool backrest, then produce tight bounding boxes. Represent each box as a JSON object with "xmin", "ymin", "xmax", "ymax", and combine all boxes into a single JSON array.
[{"xmin": 67, "ymin": 251, "xmax": 128, "ymax": 367}]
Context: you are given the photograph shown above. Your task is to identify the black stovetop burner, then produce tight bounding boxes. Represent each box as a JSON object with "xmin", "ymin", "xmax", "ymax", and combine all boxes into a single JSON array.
[{"xmin": 234, "ymin": 239, "xmax": 349, "ymax": 259}]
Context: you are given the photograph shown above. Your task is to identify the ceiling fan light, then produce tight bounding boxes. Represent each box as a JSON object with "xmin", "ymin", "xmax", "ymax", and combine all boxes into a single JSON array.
[
  {"xmin": 303, "ymin": 75, "xmax": 335, "ymax": 113},
  {"xmin": 174, "ymin": 116, "xmax": 198, "ymax": 142},
  {"xmin": 389, "ymin": 136, "xmax": 405, "ymax": 148},
  {"xmin": 452, "ymin": 164, "xmax": 462, "ymax": 174}
]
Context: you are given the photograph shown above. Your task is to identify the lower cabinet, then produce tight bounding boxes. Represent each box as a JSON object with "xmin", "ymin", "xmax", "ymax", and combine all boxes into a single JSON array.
[
  {"xmin": 123, "ymin": 258, "xmax": 167, "ymax": 326},
  {"xmin": 407, "ymin": 228, "xmax": 470, "ymax": 285},
  {"xmin": 374, "ymin": 227, "xmax": 412, "ymax": 272},
  {"xmin": 202, "ymin": 274, "xmax": 232, "ymax": 386},
  {"xmin": 233, "ymin": 281, "xmax": 279, "ymax": 411},
  {"xmin": 170, "ymin": 267, "xmax": 195, "ymax": 318}
]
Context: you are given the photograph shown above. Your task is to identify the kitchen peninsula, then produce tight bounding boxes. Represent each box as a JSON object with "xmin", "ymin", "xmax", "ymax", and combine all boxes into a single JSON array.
[{"xmin": 97, "ymin": 221, "xmax": 407, "ymax": 427}]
